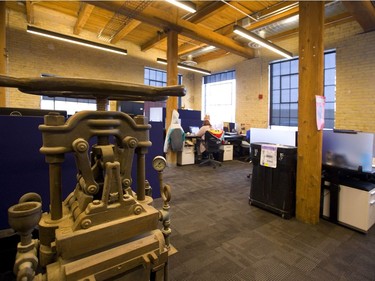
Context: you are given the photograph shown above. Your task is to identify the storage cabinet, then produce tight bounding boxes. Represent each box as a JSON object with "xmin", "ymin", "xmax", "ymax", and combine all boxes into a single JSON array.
[
  {"xmin": 177, "ymin": 145, "xmax": 195, "ymax": 165},
  {"xmin": 322, "ymin": 181, "xmax": 375, "ymax": 232},
  {"xmin": 249, "ymin": 143, "xmax": 297, "ymax": 219},
  {"xmin": 219, "ymin": 144, "xmax": 233, "ymax": 161}
]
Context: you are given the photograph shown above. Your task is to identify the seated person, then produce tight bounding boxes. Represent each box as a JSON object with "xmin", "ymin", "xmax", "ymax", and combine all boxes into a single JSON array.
[{"xmin": 196, "ymin": 119, "xmax": 212, "ymax": 158}]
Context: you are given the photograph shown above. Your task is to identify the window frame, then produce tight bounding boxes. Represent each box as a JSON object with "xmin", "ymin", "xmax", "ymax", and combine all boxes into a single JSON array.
[{"xmin": 269, "ymin": 50, "xmax": 336, "ymax": 128}]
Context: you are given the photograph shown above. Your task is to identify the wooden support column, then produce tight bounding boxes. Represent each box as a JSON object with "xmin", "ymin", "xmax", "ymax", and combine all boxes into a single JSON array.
[
  {"xmin": 165, "ymin": 29, "xmax": 179, "ymax": 166},
  {"xmin": 0, "ymin": 1, "xmax": 6, "ymax": 107},
  {"xmin": 296, "ymin": 1, "xmax": 324, "ymax": 224}
]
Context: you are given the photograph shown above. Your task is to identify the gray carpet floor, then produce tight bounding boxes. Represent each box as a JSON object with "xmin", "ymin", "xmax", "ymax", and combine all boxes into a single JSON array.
[{"xmin": 153, "ymin": 160, "xmax": 375, "ymax": 281}]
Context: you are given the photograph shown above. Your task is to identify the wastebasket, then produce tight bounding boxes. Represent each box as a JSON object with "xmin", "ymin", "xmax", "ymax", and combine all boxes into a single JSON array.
[{"xmin": 249, "ymin": 142, "xmax": 297, "ymax": 219}]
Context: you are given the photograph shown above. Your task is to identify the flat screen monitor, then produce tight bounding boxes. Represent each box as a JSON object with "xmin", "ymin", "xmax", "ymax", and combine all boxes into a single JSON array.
[
  {"xmin": 189, "ymin": 126, "xmax": 200, "ymax": 134},
  {"xmin": 223, "ymin": 122, "xmax": 235, "ymax": 132}
]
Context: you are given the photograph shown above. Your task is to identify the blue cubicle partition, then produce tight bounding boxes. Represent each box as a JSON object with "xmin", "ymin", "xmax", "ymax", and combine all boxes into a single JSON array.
[
  {"xmin": 0, "ymin": 116, "xmax": 164, "ymax": 230},
  {"xmin": 0, "ymin": 116, "xmax": 76, "ymax": 229},
  {"xmin": 143, "ymin": 121, "xmax": 164, "ymax": 199},
  {"xmin": 177, "ymin": 109, "xmax": 202, "ymax": 132}
]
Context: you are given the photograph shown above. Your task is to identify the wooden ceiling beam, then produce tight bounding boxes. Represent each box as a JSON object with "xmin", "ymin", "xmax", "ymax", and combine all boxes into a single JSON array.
[
  {"xmin": 184, "ymin": 1, "xmax": 228, "ymax": 23},
  {"xmin": 178, "ymin": 42, "xmax": 206, "ymax": 56},
  {"xmin": 178, "ymin": 3, "xmax": 298, "ymax": 57},
  {"xmin": 266, "ymin": 12, "xmax": 353, "ymax": 42},
  {"xmin": 25, "ymin": 1, "xmax": 34, "ymax": 24},
  {"xmin": 74, "ymin": 3, "xmax": 94, "ymax": 35},
  {"xmin": 142, "ymin": 1, "xmax": 227, "ymax": 52},
  {"xmin": 86, "ymin": 1, "xmax": 255, "ymax": 59},
  {"xmin": 194, "ymin": 11, "xmax": 354, "ymax": 64},
  {"xmin": 111, "ymin": 19, "xmax": 142, "ymax": 44},
  {"xmin": 342, "ymin": 1, "xmax": 375, "ymax": 32},
  {"xmin": 141, "ymin": 32, "xmax": 167, "ymax": 52},
  {"xmin": 194, "ymin": 49, "xmax": 229, "ymax": 63}
]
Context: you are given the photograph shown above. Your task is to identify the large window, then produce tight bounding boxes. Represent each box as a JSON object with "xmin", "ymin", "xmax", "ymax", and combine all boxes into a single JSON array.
[
  {"xmin": 144, "ymin": 67, "xmax": 168, "ymax": 87},
  {"xmin": 270, "ymin": 50, "xmax": 336, "ymax": 128},
  {"xmin": 202, "ymin": 70, "xmax": 236, "ymax": 128}
]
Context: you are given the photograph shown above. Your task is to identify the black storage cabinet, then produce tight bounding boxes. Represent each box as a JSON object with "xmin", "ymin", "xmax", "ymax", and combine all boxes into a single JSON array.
[{"xmin": 249, "ymin": 142, "xmax": 297, "ymax": 219}]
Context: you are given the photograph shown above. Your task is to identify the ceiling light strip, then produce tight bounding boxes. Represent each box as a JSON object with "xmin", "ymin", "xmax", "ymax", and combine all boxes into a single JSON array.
[
  {"xmin": 165, "ymin": 0, "xmax": 196, "ymax": 13},
  {"xmin": 157, "ymin": 58, "xmax": 211, "ymax": 75},
  {"xmin": 233, "ymin": 25, "xmax": 292, "ymax": 59},
  {"xmin": 27, "ymin": 25, "xmax": 127, "ymax": 56}
]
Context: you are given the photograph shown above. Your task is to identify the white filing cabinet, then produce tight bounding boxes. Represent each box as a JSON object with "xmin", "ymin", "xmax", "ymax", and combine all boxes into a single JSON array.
[
  {"xmin": 219, "ymin": 144, "xmax": 233, "ymax": 161},
  {"xmin": 177, "ymin": 145, "xmax": 195, "ymax": 165},
  {"xmin": 323, "ymin": 182, "xmax": 375, "ymax": 232}
]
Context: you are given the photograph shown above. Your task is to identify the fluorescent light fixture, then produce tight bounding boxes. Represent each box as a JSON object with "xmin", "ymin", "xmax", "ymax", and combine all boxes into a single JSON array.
[
  {"xmin": 157, "ymin": 58, "xmax": 211, "ymax": 75},
  {"xmin": 165, "ymin": 0, "xmax": 196, "ymax": 13},
  {"xmin": 233, "ymin": 25, "xmax": 292, "ymax": 59},
  {"xmin": 27, "ymin": 25, "xmax": 127, "ymax": 56}
]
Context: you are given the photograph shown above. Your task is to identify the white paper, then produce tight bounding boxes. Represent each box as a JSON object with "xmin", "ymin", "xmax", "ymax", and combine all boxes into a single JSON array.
[
  {"xmin": 260, "ymin": 144, "xmax": 277, "ymax": 168},
  {"xmin": 316, "ymin": 95, "xmax": 325, "ymax": 130}
]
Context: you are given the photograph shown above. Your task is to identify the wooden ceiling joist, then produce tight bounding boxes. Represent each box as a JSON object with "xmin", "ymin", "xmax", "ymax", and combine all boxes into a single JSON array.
[
  {"xmin": 342, "ymin": 1, "xmax": 375, "ymax": 32},
  {"xmin": 111, "ymin": 19, "xmax": 142, "ymax": 44},
  {"xmin": 74, "ymin": 3, "xmax": 94, "ymax": 35},
  {"xmin": 141, "ymin": 32, "xmax": 167, "ymax": 52},
  {"xmin": 25, "ymin": 1, "xmax": 34, "ymax": 24},
  {"xmin": 86, "ymin": 1, "xmax": 255, "ymax": 59},
  {"xmin": 142, "ymin": 1, "xmax": 227, "ymax": 53},
  {"xmin": 184, "ymin": 1, "xmax": 228, "ymax": 23}
]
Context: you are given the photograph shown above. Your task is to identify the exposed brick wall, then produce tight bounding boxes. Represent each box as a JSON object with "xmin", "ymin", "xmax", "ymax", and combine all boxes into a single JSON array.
[{"xmin": 335, "ymin": 31, "xmax": 375, "ymax": 132}]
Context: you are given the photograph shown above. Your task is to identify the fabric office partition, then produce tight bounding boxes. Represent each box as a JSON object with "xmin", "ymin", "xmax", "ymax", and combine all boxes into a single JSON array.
[{"xmin": 0, "ymin": 116, "xmax": 76, "ymax": 230}]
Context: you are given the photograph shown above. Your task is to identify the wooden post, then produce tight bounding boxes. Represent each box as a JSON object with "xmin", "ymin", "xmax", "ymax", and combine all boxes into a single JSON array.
[
  {"xmin": 296, "ymin": 2, "xmax": 324, "ymax": 224},
  {"xmin": 0, "ymin": 1, "xmax": 6, "ymax": 107},
  {"xmin": 165, "ymin": 29, "xmax": 178, "ymax": 166}
]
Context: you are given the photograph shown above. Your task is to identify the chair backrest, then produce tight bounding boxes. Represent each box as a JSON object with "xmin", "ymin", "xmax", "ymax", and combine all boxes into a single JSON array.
[{"xmin": 204, "ymin": 130, "xmax": 222, "ymax": 153}]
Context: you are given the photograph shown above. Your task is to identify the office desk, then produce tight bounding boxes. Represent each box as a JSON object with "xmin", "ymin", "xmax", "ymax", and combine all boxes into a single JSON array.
[
  {"xmin": 185, "ymin": 133, "xmax": 245, "ymax": 160},
  {"xmin": 223, "ymin": 133, "xmax": 245, "ymax": 158},
  {"xmin": 185, "ymin": 133, "xmax": 244, "ymax": 142}
]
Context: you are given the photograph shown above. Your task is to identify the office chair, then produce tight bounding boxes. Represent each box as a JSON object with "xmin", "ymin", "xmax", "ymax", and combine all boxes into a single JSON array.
[{"xmin": 199, "ymin": 130, "xmax": 222, "ymax": 168}]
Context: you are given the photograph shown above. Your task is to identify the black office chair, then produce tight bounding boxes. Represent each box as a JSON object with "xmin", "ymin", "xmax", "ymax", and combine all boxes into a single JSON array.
[{"xmin": 199, "ymin": 130, "xmax": 222, "ymax": 168}]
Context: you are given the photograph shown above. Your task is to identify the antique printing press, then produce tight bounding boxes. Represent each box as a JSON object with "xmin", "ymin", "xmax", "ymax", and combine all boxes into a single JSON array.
[{"xmin": 0, "ymin": 75, "xmax": 185, "ymax": 281}]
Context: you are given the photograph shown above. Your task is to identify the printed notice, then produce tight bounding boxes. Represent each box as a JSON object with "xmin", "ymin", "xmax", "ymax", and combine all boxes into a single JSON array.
[
  {"xmin": 260, "ymin": 144, "xmax": 277, "ymax": 168},
  {"xmin": 316, "ymin": 95, "xmax": 325, "ymax": 130}
]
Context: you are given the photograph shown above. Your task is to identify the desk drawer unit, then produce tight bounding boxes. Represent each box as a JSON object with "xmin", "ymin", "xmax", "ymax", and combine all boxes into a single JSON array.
[
  {"xmin": 177, "ymin": 146, "xmax": 195, "ymax": 165},
  {"xmin": 323, "ymin": 183, "xmax": 375, "ymax": 232},
  {"xmin": 219, "ymin": 145, "xmax": 233, "ymax": 161}
]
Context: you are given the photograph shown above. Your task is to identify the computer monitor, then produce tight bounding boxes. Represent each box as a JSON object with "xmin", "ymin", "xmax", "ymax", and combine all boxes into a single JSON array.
[
  {"xmin": 189, "ymin": 126, "xmax": 199, "ymax": 134},
  {"xmin": 223, "ymin": 122, "xmax": 235, "ymax": 132}
]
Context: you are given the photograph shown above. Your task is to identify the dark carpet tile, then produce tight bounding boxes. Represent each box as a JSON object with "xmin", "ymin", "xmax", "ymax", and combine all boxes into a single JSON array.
[{"xmin": 153, "ymin": 160, "xmax": 375, "ymax": 281}]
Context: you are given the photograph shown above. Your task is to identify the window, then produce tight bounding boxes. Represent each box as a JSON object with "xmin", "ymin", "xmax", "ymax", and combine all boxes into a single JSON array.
[
  {"xmin": 40, "ymin": 74, "xmax": 99, "ymax": 115},
  {"xmin": 270, "ymin": 50, "xmax": 336, "ymax": 128},
  {"xmin": 202, "ymin": 70, "xmax": 236, "ymax": 128},
  {"xmin": 41, "ymin": 96, "xmax": 97, "ymax": 116},
  {"xmin": 143, "ymin": 67, "xmax": 183, "ymax": 119},
  {"xmin": 144, "ymin": 67, "xmax": 168, "ymax": 87}
]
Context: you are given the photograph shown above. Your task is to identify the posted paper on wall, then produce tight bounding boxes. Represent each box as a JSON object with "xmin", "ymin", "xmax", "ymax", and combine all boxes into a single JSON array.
[
  {"xmin": 260, "ymin": 144, "xmax": 277, "ymax": 168},
  {"xmin": 316, "ymin": 95, "xmax": 325, "ymax": 130}
]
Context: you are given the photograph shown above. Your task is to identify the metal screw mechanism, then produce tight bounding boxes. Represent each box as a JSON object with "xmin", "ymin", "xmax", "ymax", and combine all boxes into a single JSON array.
[{"xmin": 96, "ymin": 97, "xmax": 108, "ymax": 111}]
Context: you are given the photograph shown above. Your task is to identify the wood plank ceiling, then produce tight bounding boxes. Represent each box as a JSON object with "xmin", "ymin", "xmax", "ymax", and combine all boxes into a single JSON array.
[{"xmin": 5, "ymin": 1, "xmax": 375, "ymax": 66}]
